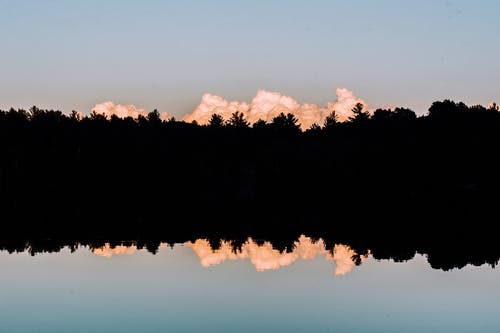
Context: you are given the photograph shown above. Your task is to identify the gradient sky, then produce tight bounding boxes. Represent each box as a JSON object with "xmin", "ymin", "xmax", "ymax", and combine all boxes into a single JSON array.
[{"xmin": 1, "ymin": 0, "xmax": 499, "ymax": 117}]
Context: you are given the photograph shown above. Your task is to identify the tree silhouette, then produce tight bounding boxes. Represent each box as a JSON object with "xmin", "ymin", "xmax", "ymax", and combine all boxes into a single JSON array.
[
  {"xmin": 208, "ymin": 114, "xmax": 224, "ymax": 127},
  {"xmin": 0, "ymin": 99, "xmax": 500, "ymax": 273},
  {"xmin": 428, "ymin": 100, "xmax": 467, "ymax": 119},
  {"xmin": 348, "ymin": 103, "xmax": 370, "ymax": 124},
  {"xmin": 372, "ymin": 108, "xmax": 392, "ymax": 123},
  {"xmin": 136, "ymin": 114, "xmax": 148, "ymax": 126},
  {"xmin": 226, "ymin": 111, "xmax": 249, "ymax": 128},
  {"xmin": 147, "ymin": 109, "xmax": 161, "ymax": 124},
  {"xmin": 69, "ymin": 110, "xmax": 81, "ymax": 121},
  {"xmin": 323, "ymin": 111, "xmax": 338, "ymax": 129},
  {"xmin": 29, "ymin": 106, "xmax": 43, "ymax": 119},
  {"xmin": 393, "ymin": 107, "xmax": 416, "ymax": 121},
  {"xmin": 89, "ymin": 110, "xmax": 106, "ymax": 121},
  {"xmin": 271, "ymin": 112, "xmax": 301, "ymax": 132},
  {"xmin": 252, "ymin": 119, "xmax": 268, "ymax": 130},
  {"xmin": 308, "ymin": 123, "xmax": 321, "ymax": 132}
]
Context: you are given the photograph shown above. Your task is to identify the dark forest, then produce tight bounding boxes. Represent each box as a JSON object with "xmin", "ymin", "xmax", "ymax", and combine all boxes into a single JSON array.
[{"xmin": 1, "ymin": 100, "xmax": 500, "ymax": 270}]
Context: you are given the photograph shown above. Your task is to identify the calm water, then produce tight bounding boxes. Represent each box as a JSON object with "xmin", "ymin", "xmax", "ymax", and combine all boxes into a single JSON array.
[{"xmin": 1, "ymin": 236, "xmax": 499, "ymax": 333}]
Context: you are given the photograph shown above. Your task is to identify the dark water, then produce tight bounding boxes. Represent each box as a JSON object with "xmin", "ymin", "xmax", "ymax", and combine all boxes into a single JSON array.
[{"xmin": 1, "ymin": 236, "xmax": 499, "ymax": 333}]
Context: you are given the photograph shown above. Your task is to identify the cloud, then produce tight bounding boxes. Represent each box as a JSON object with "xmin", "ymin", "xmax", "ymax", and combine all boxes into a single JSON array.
[
  {"xmin": 183, "ymin": 88, "xmax": 369, "ymax": 129},
  {"xmin": 186, "ymin": 235, "xmax": 366, "ymax": 276},
  {"xmin": 488, "ymin": 102, "xmax": 499, "ymax": 110},
  {"xmin": 92, "ymin": 101, "xmax": 170, "ymax": 120}
]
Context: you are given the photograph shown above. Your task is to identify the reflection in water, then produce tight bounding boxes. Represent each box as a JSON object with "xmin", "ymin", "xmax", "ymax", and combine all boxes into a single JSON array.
[
  {"xmin": 91, "ymin": 236, "xmax": 365, "ymax": 275},
  {"xmin": 3, "ymin": 236, "xmax": 500, "ymax": 333},
  {"xmin": 92, "ymin": 244, "xmax": 138, "ymax": 258},
  {"xmin": 184, "ymin": 235, "xmax": 364, "ymax": 275},
  {"xmin": 186, "ymin": 236, "xmax": 365, "ymax": 275}
]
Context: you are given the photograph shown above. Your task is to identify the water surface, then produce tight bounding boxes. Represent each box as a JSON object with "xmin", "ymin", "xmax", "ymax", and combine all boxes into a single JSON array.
[{"xmin": 1, "ymin": 237, "xmax": 499, "ymax": 333}]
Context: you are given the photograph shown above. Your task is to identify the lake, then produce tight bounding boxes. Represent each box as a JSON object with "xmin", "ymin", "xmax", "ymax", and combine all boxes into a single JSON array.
[{"xmin": 1, "ymin": 235, "xmax": 499, "ymax": 333}]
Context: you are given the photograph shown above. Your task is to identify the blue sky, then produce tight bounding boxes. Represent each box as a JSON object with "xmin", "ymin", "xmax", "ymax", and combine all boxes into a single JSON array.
[{"xmin": 1, "ymin": 0, "xmax": 499, "ymax": 117}]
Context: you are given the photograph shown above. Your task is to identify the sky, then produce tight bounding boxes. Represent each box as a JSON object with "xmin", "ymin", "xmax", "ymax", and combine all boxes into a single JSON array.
[{"xmin": 1, "ymin": 0, "xmax": 499, "ymax": 118}]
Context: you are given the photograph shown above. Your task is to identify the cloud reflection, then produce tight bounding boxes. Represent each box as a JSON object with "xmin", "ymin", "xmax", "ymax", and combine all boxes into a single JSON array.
[
  {"xmin": 186, "ymin": 235, "xmax": 366, "ymax": 276},
  {"xmin": 90, "ymin": 236, "xmax": 366, "ymax": 275},
  {"xmin": 92, "ymin": 244, "xmax": 137, "ymax": 258}
]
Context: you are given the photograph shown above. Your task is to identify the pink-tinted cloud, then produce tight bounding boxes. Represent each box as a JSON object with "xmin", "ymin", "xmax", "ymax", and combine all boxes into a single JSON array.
[
  {"xmin": 183, "ymin": 88, "xmax": 369, "ymax": 129},
  {"xmin": 488, "ymin": 102, "xmax": 499, "ymax": 110},
  {"xmin": 91, "ymin": 101, "xmax": 170, "ymax": 120}
]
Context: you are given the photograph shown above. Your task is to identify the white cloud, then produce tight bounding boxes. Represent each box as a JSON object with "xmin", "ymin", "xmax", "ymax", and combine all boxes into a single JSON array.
[
  {"xmin": 91, "ymin": 101, "xmax": 170, "ymax": 120},
  {"xmin": 183, "ymin": 88, "xmax": 369, "ymax": 129}
]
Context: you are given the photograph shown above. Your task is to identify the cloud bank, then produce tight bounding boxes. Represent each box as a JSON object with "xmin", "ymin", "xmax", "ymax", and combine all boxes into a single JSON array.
[
  {"xmin": 183, "ymin": 88, "xmax": 369, "ymax": 129},
  {"xmin": 92, "ymin": 101, "xmax": 170, "ymax": 120}
]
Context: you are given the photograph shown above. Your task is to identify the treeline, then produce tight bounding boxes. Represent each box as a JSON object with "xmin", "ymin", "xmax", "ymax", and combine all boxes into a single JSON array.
[{"xmin": 1, "ymin": 100, "xmax": 500, "ymax": 265}]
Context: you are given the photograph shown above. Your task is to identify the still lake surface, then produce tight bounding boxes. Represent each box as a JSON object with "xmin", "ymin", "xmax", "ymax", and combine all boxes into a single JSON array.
[{"xmin": 1, "ymin": 236, "xmax": 499, "ymax": 333}]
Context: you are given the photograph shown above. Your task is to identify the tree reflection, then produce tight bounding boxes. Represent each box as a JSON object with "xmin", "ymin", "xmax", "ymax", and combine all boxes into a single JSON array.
[{"xmin": 1, "ymin": 234, "xmax": 499, "ymax": 273}]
